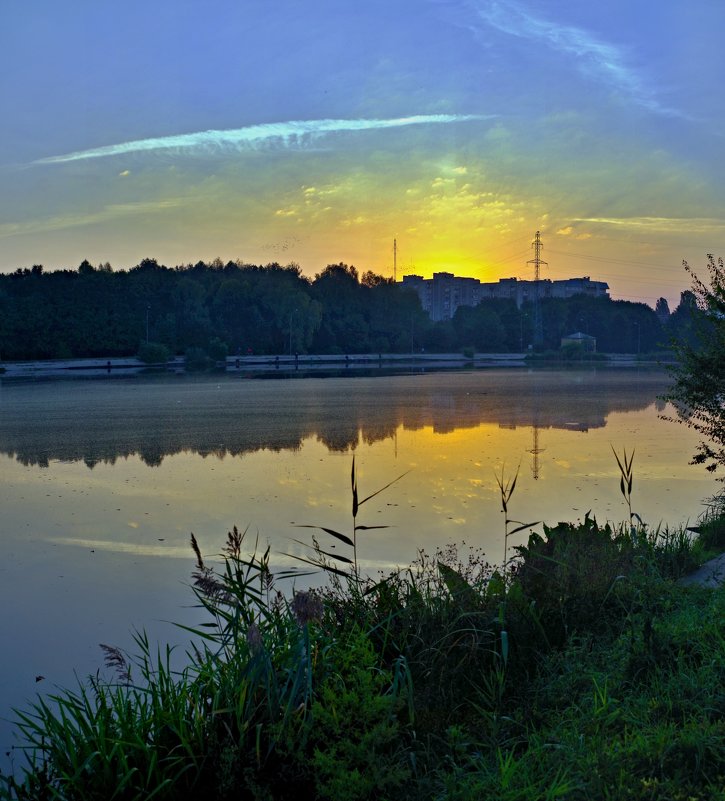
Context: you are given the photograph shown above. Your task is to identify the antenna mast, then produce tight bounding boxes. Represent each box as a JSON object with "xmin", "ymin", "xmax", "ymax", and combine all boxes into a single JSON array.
[{"xmin": 526, "ymin": 230, "xmax": 547, "ymax": 348}]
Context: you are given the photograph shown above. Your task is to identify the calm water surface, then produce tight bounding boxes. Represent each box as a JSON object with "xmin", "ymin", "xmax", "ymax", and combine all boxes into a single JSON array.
[{"xmin": 0, "ymin": 368, "xmax": 715, "ymax": 761}]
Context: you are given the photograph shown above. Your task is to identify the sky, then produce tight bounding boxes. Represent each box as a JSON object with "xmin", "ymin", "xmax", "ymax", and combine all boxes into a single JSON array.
[{"xmin": 1, "ymin": 0, "xmax": 724, "ymax": 308}]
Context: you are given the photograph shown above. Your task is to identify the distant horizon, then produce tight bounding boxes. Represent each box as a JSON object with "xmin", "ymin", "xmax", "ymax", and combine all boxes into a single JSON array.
[
  {"xmin": 3, "ymin": 247, "xmax": 685, "ymax": 310},
  {"xmin": 3, "ymin": 2, "xmax": 723, "ymax": 312}
]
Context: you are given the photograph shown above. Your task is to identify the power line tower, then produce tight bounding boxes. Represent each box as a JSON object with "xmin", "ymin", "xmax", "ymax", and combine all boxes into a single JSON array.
[
  {"xmin": 528, "ymin": 422, "xmax": 545, "ymax": 480},
  {"xmin": 527, "ymin": 230, "xmax": 547, "ymax": 348}
]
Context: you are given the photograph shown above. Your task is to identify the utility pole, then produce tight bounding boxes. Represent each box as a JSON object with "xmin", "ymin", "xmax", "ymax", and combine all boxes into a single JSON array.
[
  {"xmin": 393, "ymin": 238, "xmax": 397, "ymax": 282},
  {"xmin": 528, "ymin": 423, "xmax": 545, "ymax": 480},
  {"xmin": 527, "ymin": 231, "xmax": 547, "ymax": 348}
]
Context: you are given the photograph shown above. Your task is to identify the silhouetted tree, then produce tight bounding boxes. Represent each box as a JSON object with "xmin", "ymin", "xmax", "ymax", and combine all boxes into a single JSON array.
[{"xmin": 664, "ymin": 255, "xmax": 725, "ymax": 476}]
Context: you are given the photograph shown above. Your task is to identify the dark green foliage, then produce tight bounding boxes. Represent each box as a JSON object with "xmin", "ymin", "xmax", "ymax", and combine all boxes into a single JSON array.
[
  {"xmin": 0, "ymin": 257, "xmax": 683, "ymax": 360},
  {"xmin": 664, "ymin": 255, "xmax": 725, "ymax": 477},
  {"xmin": 302, "ymin": 630, "xmax": 410, "ymax": 801},
  {"xmin": 4, "ymin": 482, "xmax": 725, "ymax": 800},
  {"xmin": 532, "ymin": 294, "xmax": 665, "ymax": 354},
  {"xmin": 183, "ymin": 347, "xmax": 211, "ymax": 368},
  {"xmin": 206, "ymin": 338, "xmax": 228, "ymax": 362},
  {"xmin": 513, "ymin": 516, "xmax": 634, "ymax": 644},
  {"xmin": 136, "ymin": 341, "xmax": 170, "ymax": 364},
  {"xmin": 693, "ymin": 496, "xmax": 725, "ymax": 551},
  {"xmin": 452, "ymin": 303, "xmax": 507, "ymax": 351}
]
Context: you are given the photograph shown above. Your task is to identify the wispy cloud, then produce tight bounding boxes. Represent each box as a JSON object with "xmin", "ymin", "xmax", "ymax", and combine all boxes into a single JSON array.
[
  {"xmin": 34, "ymin": 114, "xmax": 492, "ymax": 165},
  {"xmin": 575, "ymin": 216, "xmax": 725, "ymax": 233},
  {"xmin": 436, "ymin": 0, "xmax": 678, "ymax": 116},
  {"xmin": 0, "ymin": 199, "xmax": 185, "ymax": 239}
]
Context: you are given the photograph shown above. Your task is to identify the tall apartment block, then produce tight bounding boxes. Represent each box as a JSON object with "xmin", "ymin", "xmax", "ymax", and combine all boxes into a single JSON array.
[{"xmin": 401, "ymin": 273, "xmax": 610, "ymax": 321}]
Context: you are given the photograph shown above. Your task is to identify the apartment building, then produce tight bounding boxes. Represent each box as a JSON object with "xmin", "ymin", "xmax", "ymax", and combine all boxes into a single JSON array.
[{"xmin": 401, "ymin": 273, "xmax": 609, "ymax": 321}]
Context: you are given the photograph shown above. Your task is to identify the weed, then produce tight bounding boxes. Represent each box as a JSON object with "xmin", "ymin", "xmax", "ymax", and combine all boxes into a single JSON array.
[
  {"xmin": 3, "ymin": 453, "xmax": 725, "ymax": 801},
  {"xmin": 294, "ymin": 454, "xmax": 408, "ymax": 581}
]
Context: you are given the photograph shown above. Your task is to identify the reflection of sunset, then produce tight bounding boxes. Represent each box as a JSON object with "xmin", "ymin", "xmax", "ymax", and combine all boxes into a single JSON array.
[
  {"xmin": 0, "ymin": 370, "xmax": 670, "ymax": 469},
  {"xmin": 0, "ymin": 371, "xmax": 716, "ymax": 767},
  {"xmin": 0, "ymin": 371, "xmax": 714, "ymax": 578}
]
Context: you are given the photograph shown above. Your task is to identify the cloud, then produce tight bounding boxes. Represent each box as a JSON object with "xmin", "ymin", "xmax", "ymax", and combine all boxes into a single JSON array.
[
  {"xmin": 34, "ymin": 114, "xmax": 494, "ymax": 165},
  {"xmin": 0, "ymin": 199, "xmax": 186, "ymax": 239},
  {"xmin": 574, "ymin": 216, "xmax": 725, "ymax": 233},
  {"xmin": 437, "ymin": 0, "xmax": 679, "ymax": 116}
]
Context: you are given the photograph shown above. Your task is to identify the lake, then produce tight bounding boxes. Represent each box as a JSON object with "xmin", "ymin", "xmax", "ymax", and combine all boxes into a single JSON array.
[{"xmin": 0, "ymin": 367, "xmax": 715, "ymax": 764}]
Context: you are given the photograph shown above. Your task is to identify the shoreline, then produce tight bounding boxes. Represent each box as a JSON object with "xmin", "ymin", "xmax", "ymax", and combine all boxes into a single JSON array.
[{"xmin": 0, "ymin": 351, "xmax": 659, "ymax": 379}]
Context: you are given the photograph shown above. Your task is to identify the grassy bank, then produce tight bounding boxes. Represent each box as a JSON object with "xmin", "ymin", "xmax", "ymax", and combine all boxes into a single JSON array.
[{"xmin": 3, "ymin": 474, "xmax": 725, "ymax": 800}]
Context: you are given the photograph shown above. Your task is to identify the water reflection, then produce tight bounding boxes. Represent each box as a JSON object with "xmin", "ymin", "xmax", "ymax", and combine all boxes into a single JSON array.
[
  {"xmin": 0, "ymin": 367, "xmax": 712, "ymax": 769},
  {"xmin": 0, "ymin": 369, "xmax": 671, "ymax": 468}
]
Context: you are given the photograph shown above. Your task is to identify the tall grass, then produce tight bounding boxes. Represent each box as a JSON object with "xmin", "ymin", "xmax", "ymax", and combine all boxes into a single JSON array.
[
  {"xmin": 293, "ymin": 454, "xmax": 408, "ymax": 580},
  {"xmin": 2, "ymin": 456, "xmax": 724, "ymax": 800}
]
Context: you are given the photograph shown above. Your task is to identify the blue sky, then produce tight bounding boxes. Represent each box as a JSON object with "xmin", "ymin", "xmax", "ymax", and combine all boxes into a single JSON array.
[{"xmin": 1, "ymin": 0, "xmax": 723, "ymax": 306}]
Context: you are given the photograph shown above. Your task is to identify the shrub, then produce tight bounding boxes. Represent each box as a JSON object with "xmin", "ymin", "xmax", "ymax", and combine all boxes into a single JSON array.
[
  {"xmin": 136, "ymin": 341, "xmax": 170, "ymax": 364},
  {"xmin": 184, "ymin": 346, "xmax": 210, "ymax": 369},
  {"xmin": 305, "ymin": 629, "xmax": 410, "ymax": 801},
  {"xmin": 513, "ymin": 515, "xmax": 634, "ymax": 644},
  {"xmin": 206, "ymin": 337, "xmax": 228, "ymax": 362},
  {"xmin": 695, "ymin": 494, "xmax": 725, "ymax": 550}
]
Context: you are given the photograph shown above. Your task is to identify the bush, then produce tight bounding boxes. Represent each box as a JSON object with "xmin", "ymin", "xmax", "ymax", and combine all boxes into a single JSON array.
[
  {"xmin": 206, "ymin": 337, "xmax": 228, "ymax": 362},
  {"xmin": 513, "ymin": 515, "xmax": 634, "ymax": 643},
  {"xmin": 696, "ymin": 509, "xmax": 725, "ymax": 550},
  {"xmin": 136, "ymin": 341, "xmax": 170, "ymax": 364},
  {"xmin": 184, "ymin": 346, "xmax": 211, "ymax": 369},
  {"xmin": 4, "ymin": 472, "xmax": 725, "ymax": 801}
]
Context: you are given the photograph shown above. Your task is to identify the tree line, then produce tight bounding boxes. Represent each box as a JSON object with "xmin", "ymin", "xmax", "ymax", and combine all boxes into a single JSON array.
[{"xmin": 0, "ymin": 257, "xmax": 699, "ymax": 361}]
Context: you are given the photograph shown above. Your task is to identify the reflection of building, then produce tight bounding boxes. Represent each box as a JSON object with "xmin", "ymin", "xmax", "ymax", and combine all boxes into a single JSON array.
[
  {"xmin": 0, "ymin": 371, "xmax": 668, "ymax": 468},
  {"xmin": 402, "ymin": 273, "xmax": 609, "ymax": 321}
]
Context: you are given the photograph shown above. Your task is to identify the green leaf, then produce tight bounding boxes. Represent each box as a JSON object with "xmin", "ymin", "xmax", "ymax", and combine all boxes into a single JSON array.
[
  {"xmin": 353, "ymin": 525, "xmax": 390, "ymax": 531},
  {"xmin": 314, "ymin": 547, "xmax": 354, "ymax": 564},
  {"xmin": 294, "ymin": 525, "xmax": 354, "ymax": 547},
  {"xmin": 290, "ymin": 536, "xmax": 355, "ymax": 564},
  {"xmin": 287, "ymin": 553, "xmax": 351, "ymax": 579},
  {"xmin": 351, "ymin": 455, "xmax": 359, "ymax": 518},
  {"xmin": 358, "ymin": 470, "xmax": 411, "ymax": 507},
  {"xmin": 487, "ymin": 570, "xmax": 505, "ymax": 598},
  {"xmin": 438, "ymin": 563, "xmax": 480, "ymax": 607},
  {"xmin": 507, "ymin": 521, "xmax": 540, "ymax": 537}
]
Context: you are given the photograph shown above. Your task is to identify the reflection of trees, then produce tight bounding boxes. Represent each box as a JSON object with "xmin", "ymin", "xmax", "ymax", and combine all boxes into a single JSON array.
[{"xmin": 0, "ymin": 370, "xmax": 671, "ymax": 468}]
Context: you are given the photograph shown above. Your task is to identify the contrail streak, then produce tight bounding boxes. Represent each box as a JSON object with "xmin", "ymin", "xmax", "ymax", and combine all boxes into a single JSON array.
[{"xmin": 34, "ymin": 114, "xmax": 491, "ymax": 165}]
